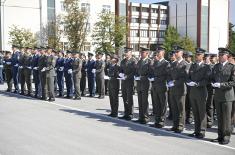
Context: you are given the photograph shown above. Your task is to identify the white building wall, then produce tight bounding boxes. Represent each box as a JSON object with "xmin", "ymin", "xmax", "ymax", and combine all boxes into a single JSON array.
[
  {"xmin": 209, "ymin": 0, "xmax": 229, "ymax": 53},
  {"xmin": 1, "ymin": 0, "xmax": 44, "ymax": 50}
]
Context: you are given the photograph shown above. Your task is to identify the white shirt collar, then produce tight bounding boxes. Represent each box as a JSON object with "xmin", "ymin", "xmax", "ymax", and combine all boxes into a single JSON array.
[
  {"xmin": 159, "ymin": 58, "xmax": 164, "ymax": 62},
  {"xmin": 197, "ymin": 61, "xmax": 203, "ymax": 66},
  {"xmin": 178, "ymin": 58, "xmax": 183, "ymax": 63},
  {"xmin": 222, "ymin": 61, "xmax": 228, "ymax": 66}
]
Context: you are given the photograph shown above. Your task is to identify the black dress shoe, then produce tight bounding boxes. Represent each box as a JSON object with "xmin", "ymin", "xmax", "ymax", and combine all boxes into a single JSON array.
[
  {"xmin": 174, "ymin": 129, "xmax": 183, "ymax": 133},
  {"xmin": 188, "ymin": 132, "xmax": 197, "ymax": 137},
  {"xmin": 219, "ymin": 139, "xmax": 230, "ymax": 145},
  {"xmin": 119, "ymin": 115, "xmax": 133, "ymax": 121},
  {"xmin": 211, "ymin": 137, "xmax": 223, "ymax": 142},
  {"xmin": 98, "ymin": 96, "xmax": 104, "ymax": 99},
  {"xmin": 74, "ymin": 97, "xmax": 81, "ymax": 100},
  {"xmin": 65, "ymin": 96, "xmax": 73, "ymax": 99},
  {"xmin": 48, "ymin": 98, "xmax": 55, "ymax": 102},
  {"xmin": 167, "ymin": 127, "xmax": 177, "ymax": 132},
  {"xmin": 107, "ymin": 114, "xmax": 117, "ymax": 117},
  {"xmin": 195, "ymin": 133, "xmax": 205, "ymax": 139}
]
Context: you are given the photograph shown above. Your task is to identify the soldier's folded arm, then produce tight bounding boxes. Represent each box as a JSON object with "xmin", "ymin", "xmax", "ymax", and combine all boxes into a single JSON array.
[{"xmin": 220, "ymin": 67, "xmax": 235, "ymax": 89}]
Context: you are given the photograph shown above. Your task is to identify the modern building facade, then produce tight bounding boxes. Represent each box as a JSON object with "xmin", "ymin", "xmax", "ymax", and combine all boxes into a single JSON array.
[
  {"xmin": 169, "ymin": 0, "xmax": 229, "ymax": 53},
  {"xmin": 127, "ymin": 2, "xmax": 168, "ymax": 54}
]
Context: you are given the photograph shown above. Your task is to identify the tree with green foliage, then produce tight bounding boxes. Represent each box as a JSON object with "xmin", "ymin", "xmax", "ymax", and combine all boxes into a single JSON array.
[
  {"xmin": 92, "ymin": 11, "xmax": 126, "ymax": 54},
  {"xmin": 63, "ymin": 0, "xmax": 89, "ymax": 51},
  {"xmin": 228, "ymin": 23, "xmax": 235, "ymax": 52},
  {"xmin": 8, "ymin": 25, "xmax": 36, "ymax": 48},
  {"xmin": 179, "ymin": 36, "xmax": 196, "ymax": 52},
  {"xmin": 163, "ymin": 26, "xmax": 180, "ymax": 52}
]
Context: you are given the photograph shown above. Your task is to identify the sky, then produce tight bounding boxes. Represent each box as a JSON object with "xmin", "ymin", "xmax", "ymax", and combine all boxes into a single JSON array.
[{"xmin": 130, "ymin": 0, "xmax": 235, "ymax": 25}]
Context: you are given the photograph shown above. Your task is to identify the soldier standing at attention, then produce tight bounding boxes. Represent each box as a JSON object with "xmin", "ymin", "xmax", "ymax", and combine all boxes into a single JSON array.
[
  {"xmin": 187, "ymin": 48, "xmax": 211, "ymax": 139},
  {"xmin": 135, "ymin": 47, "xmax": 151, "ymax": 124},
  {"xmin": 167, "ymin": 45, "xmax": 190, "ymax": 133},
  {"xmin": 71, "ymin": 51, "xmax": 82, "ymax": 100},
  {"xmin": 95, "ymin": 52, "xmax": 105, "ymax": 99},
  {"xmin": 119, "ymin": 47, "xmax": 137, "ymax": 121},
  {"xmin": 3, "ymin": 51, "xmax": 13, "ymax": 92},
  {"xmin": 0, "ymin": 51, "xmax": 4, "ymax": 84},
  {"xmin": 32, "ymin": 47, "xmax": 41, "ymax": 98},
  {"xmin": 104, "ymin": 54, "xmax": 111, "ymax": 95},
  {"xmin": 38, "ymin": 47, "xmax": 48, "ymax": 101},
  {"xmin": 184, "ymin": 51, "xmax": 194, "ymax": 124},
  {"xmin": 107, "ymin": 55, "xmax": 120, "ymax": 117},
  {"xmin": 80, "ymin": 53, "xmax": 87, "ymax": 96},
  {"xmin": 11, "ymin": 45, "xmax": 21, "ymax": 93},
  {"xmin": 86, "ymin": 52, "xmax": 96, "ymax": 97},
  {"xmin": 211, "ymin": 48, "xmax": 235, "ymax": 145},
  {"xmin": 150, "ymin": 46, "xmax": 170, "ymax": 128},
  {"xmin": 64, "ymin": 50, "xmax": 74, "ymax": 99},
  {"xmin": 45, "ymin": 48, "xmax": 57, "ymax": 102},
  {"xmin": 55, "ymin": 51, "xmax": 65, "ymax": 97}
]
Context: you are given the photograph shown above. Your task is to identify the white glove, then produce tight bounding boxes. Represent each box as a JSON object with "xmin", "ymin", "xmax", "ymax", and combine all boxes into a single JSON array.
[
  {"xmin": 19, "ymin": 66, "xmax": 23, "ymax": 69},
  {"xmin": 211, "ymin": 82, "xmax": 221, "ymax": 88},
  {"xmin": 119, "ymin": 73, "xmax": 125, "ymax": 78},
  {"xmin": 41, "ymin": 67, "xmax": 46, "ymax": 72},
  {"xmin": 85, "ymin": 69, "xmax": 87, "ymax": 72},
  {"xmin": 59, "ymin": 67, "xmax": 64, "ymax": 71},
  {"xmin": 186, "ymin": 81, "xmax": 197, "ymax": 87},
  {"xmin": 148, "ymin": 78, "xmax": 155, "ymax": 82},
  {"xmin": 167, "ymin": 81, "xmax": 175, "ymax": 88},
  {"xmin": 6, "ymin": 62, "xmax": 11, "ymax": 65},
  {"xmin": 134, "ymin": 76, "xmax": 140, "ymax": 81},
  {"xmin": 104, "ymin": 75, "xmax": 110, "ymax": 80},
  {"xmin": 68, "ymin": 69, "xmax": 73, "ymax": 74},
  {"xmin": 14, "ymin": 64, "xmax": 19, "ymax": 67},
  {"xmin": 92, "ymin": 69, "xmax": 96, "ymax": 73},
  {"xmin": 0, "ymin": 65, "xmax": 3, "ymax": 68},
  {"xmin": 33, "ymin": 67, "xmax": 38, "ymax": 70},
  {"xmin": 3, "ymin": 61, "xmax": 5, "ymax": 63},
  {"xmin": 27, "ymin": 67, "xmax": 32, "ymax": 69}
]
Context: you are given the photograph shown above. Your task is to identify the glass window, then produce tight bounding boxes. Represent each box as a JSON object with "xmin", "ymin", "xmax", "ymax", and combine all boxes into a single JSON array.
[
  {"xmin": 160, "ymin": 9, "xmax": 167, "ymax": 14},
  {"xmin": 201, "ymin": 5, "xmax": 208, "ymax": 50},
  {"xmin": 159, "ymin": 30, "xmax": 165, "ymax": 38},
  {"xmin": 132, "ymin": 6, "xmax": 139, "ymax": 12},
  {"xmin": 81, "ymin": 3, "xmax": 90, "ymax": 12},
  {"xmin": 140, "ymin": 30, "xmax": 148, "ymax": 37},
  {"xmin": 130, "ymin": 30, "xmax": 139, "ymax": 37},
  {"xmin": 60, "ymin": 1, "xmax": 65, "ymax": 11},
  {"xmin": 151, "ymin": 19, "xmax": 157, "ymax": 24},
  {"xmin": 102, "ymin": 5, "xmax": 111, "ymax": 12},
  {"xmin": 142, "ymin": 7, "xmax": 149, "ymax": 12},
  {"xmin": 160, "ymin": 20, "xmax": 166, "ymax": 25},
  {"xmin": 151, "ymin": 8, "xmax": 158, "ymax": 13},
  {"xmin": 150, "ymin": 30, "xmax": 157, "ymax": 38},
  {"xmin": 131, "ymin": 18, "xmax": 139, "ymax": 23},
  {"xmin": 141, "ymin": 18, "xmax": 149, "ymax": 24},
  {"xmin": 47, "ymin": 0, "xmax": 55, "ymax": 8}
]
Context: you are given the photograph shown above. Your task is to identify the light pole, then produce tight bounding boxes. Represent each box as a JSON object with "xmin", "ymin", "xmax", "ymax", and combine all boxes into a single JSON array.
[{"xmin": 0, "ymin": 0, "xmax": 7, "ymax": 50}]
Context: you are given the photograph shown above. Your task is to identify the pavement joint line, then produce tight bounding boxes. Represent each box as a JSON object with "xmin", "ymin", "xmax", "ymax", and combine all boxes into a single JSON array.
[{"xmin": 1, "ymin": 90, "xmax": 235, "ymax": 151}]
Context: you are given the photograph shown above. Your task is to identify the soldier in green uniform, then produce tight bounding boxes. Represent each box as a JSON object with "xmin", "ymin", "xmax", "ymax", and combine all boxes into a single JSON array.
[
  {"xmin": 187, "ymin": 48, "xmax": 211, "ymax": 139},
  {"xmin": 119, "ymin": 47, "xmax": 137, "ymax": 120},
  {"xmin": 135, "ymin": 47, "xmax": 151, "ymax": 124},
  {"xmin": 167, "ymin": 45, "xmax": 190, "ymax": 133},
  {"xmin": 3, "ymin": 51, "xmax": 13, "ymax": 92},
  {"xmin": 45, "ymin": 48, "xmax": 57, "ymax": 102},
  {"xmin": 94, "ymin": 52, "xmax": 105, "ymax": 99},
  {"xmin": 72, "ymin": 51, "xmax": 82, "ymax": 100},
  {"xmin": 107, "ymin": 55, "xmax": 120, "ymax": 117},
  {"xmin": 211, "ymin": 48, "xmax": 235, "ymax": 145},
  {"xmin": 20, "ymin": 47, "xmax": 33, "ymax": 96},
  {"xmin": 80, "ymin": 53, "xmax": 87, "ymax": 96},
  {"xmin": 150, "ymin": 46, "xmax": 170, "ymax": 128}
]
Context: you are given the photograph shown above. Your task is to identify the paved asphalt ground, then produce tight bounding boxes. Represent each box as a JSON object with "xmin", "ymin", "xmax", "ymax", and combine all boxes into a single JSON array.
[{"xmin": 0, "ymin": 84, "xmax": 234, "ymax": 155}]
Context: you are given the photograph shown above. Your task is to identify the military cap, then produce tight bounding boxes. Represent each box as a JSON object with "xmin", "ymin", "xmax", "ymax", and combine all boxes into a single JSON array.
[
  {"xmin": 218, "ymin": 47, "xmax": 231, "ymax": 55},
  {"xmin": 173, "ymin": 45, "xmax": 184, "ymax": 51},
  {"xmin": 96, "ymin": 52, "xmax": 104, "ymax": 55},
  {"xmin": 204, "ymin": 52, "xmax": 211, "ymax": 57},
  {"xmin": 124, "ymin": 47, "xmax": 133, "ymax": 53},
  {"xmin": 195, "ymin": 47, "xmax": 206, "ymax": 54},
  {"xmin": 169, "ymin": 50, "xmax": 175, "ymax": 56},
  {"xmin": 88, "ymin": 52, "xmax": 94, "ymax": 56},
  {"xmin": 140, "ymin": 47, "xmax": 150, "ymax": 52},
  {"xmin": 155, "ymin": 45, "xmax": 166, "ymax": 52}
]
